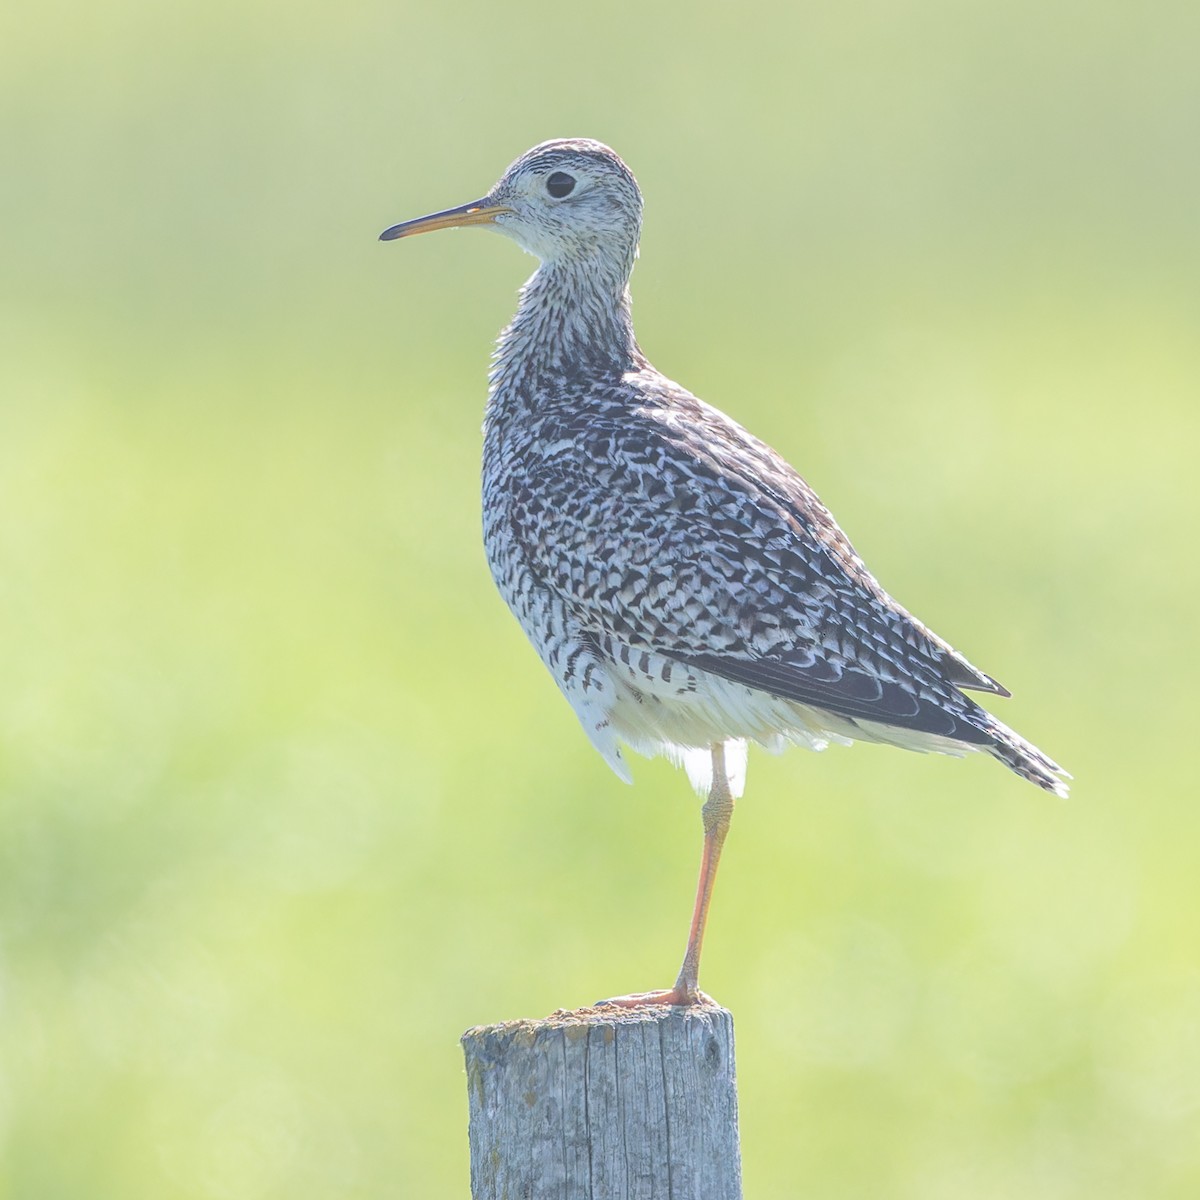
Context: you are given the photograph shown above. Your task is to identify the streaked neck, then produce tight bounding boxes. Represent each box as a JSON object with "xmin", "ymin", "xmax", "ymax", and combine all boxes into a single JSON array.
[{"xmin": 489, "ymin": 258, "xmax": 641, "ymax": 406}]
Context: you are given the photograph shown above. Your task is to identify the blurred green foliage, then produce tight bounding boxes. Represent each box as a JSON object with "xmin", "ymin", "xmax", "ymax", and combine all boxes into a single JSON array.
[{"xmin": 3, "ymin": 0, "xmax": 1199, "ymax": 1196}]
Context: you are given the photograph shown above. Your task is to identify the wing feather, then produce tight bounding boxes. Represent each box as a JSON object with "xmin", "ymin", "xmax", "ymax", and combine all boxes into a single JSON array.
[{"xmin": 503, "ymin": 378, "xmax": 1004, "ymax": 743}]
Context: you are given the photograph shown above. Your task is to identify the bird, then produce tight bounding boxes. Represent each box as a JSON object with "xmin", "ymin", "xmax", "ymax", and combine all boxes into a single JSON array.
[{"xmin": 380, "ymin": 138, "xmax": 1068, "ymax": 1007}]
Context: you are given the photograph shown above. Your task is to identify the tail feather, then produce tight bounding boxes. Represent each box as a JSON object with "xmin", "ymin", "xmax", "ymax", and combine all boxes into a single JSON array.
[{"xmin": 984, "ymin": 716, "xmax": 1070, "ymax": 797}]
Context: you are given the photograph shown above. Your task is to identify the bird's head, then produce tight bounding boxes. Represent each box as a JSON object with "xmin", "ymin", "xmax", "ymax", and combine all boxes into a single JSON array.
[{"xmin": 381, "ymin": 139, "xmax": 643, "ymax": 278}]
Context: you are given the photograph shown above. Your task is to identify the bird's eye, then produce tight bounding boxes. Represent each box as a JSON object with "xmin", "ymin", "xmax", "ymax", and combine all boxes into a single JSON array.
[{"xmin": 546, "ymin": 171, "xmax": 576, "ymax": 199}]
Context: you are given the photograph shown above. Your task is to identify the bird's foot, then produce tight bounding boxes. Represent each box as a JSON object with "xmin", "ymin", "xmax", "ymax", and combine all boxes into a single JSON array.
[{"xmin": 592, "ymin": 986, "xmax": 716, "ymax": 1009}]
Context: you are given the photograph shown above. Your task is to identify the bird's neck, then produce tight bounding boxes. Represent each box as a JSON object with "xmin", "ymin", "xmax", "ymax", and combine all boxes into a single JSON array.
[{"xmin": 488, "ymin": 258, "xmax": 642, "ymax": 413}]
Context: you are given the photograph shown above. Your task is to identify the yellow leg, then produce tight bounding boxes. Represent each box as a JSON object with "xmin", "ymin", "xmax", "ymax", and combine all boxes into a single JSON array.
[
  {"xmin": 597, "ymin": 743, "xmax": 735, "ymax": 1008},
  {"xmin": 672, "ymin": 741, "xmax": 735, "ymax": 1003}
]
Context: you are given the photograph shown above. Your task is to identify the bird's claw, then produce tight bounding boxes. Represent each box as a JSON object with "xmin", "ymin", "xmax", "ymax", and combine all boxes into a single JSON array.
[{"xmin": 592, "ymin": 987, "xmax": 716, "ymax": 1009}]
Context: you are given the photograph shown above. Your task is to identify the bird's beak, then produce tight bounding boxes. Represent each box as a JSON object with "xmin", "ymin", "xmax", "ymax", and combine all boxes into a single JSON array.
[{"xmin": 379, "ymin": 199, "xmax": 513, "ymax": 242}]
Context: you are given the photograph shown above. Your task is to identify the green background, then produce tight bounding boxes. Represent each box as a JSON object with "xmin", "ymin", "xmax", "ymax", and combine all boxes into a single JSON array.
[{"xmin": 3, "ymin": 0, "xmax": 1198, "ymax": 1196}]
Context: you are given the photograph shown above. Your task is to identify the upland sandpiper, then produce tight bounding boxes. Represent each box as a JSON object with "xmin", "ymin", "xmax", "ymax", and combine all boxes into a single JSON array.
[{"xmin": 381, "ymin": 139, "xmax": 1068, "ymax": 1006}]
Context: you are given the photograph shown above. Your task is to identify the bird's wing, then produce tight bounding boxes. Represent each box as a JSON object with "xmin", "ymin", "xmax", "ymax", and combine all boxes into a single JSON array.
[{"xmin": 505, "ymin": 383, "xmax": 1003, "ymax": 743}]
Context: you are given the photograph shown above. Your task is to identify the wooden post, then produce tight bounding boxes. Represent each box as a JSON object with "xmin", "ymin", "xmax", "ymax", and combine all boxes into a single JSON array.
[{"xmin": 462, "ymin": 1003, "xmax": 741, "ymax": 1200}]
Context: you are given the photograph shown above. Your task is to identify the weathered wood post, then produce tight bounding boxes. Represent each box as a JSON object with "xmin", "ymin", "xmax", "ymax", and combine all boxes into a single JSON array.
[{"xmin": 462, "ymin": 1003, "xmax": 741, "ymax": 1200}]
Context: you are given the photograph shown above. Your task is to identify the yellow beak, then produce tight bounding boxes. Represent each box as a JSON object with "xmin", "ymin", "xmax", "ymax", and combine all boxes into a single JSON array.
[{"xmin": 379, "ymin": 200, "xmax": 513, "ymax": 241}]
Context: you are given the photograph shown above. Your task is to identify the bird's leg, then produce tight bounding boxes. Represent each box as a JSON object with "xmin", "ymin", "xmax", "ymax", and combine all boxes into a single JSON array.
[
  {"xmin": 671, "ymin": 742, "xmax": 735, "ymax": 1002},
  {"xmin": 596, "ymin": 743, "xmax": 735, "ymax": 1009}
]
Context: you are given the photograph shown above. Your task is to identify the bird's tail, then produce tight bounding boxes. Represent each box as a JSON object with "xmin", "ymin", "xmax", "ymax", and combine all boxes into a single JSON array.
[{"xmin": 983, "ymin": 715, "xmax": 1070, "ymax": 797}]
